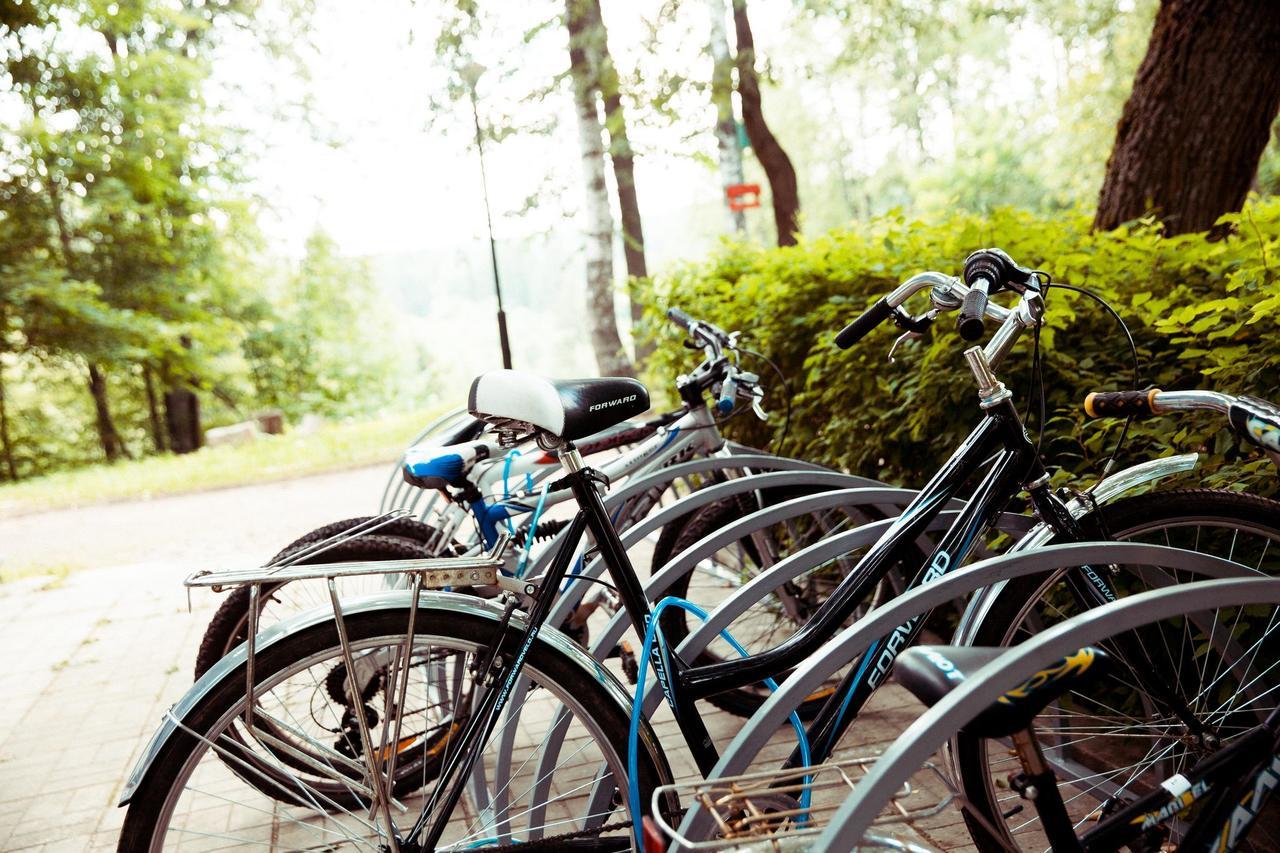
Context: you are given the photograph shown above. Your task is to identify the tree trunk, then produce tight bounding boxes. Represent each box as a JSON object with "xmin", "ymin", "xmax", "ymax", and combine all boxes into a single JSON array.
[
  {"xmin": 1094, "ymin": 0, "xmax": 1280, "ymax": 235},
  {"xmin": 732, "ymin": 0, "xmax": 801, "ymax": 247},
  {"xmin": 580, "ymin": 0, "xmax": 651, "ymax": 366},
  {"xmin": 87, "ymin": 362, "xmax": 129, "ymax": 462},
  {"xmin": 164, "ymin": 386, "xmax": 201, "ymax": 454},
  {"xmin": 143, "ymin": 366, "xmax": 168, "ymax": 452},
  {"xmin": 565, "ymin": 0, "xmax": 635, "ymax": 377},
  {"xmin": 0, "ymin": 355, "xmax": 16, "ymax": 481},
  {"xmin": 708, "ymin": 0, "xmax": 747, "ymax": 234}
]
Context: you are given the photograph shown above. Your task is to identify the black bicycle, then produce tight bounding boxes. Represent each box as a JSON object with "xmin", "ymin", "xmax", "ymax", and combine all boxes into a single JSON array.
[{"xmin": 116, "ymin": 248, "xmax": 1280, "ymax": 851}]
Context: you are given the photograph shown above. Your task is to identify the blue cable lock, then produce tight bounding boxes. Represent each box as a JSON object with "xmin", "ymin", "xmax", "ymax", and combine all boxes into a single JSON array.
[{"xmin": 628, "ymin": 596, "xmax": 812, "ymax": 848}]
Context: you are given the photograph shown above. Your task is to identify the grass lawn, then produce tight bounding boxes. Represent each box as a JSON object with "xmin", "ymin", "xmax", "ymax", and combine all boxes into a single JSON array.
[{"xmin": 0, "ymin": 405, "xmax": 453, "ymax": 518}]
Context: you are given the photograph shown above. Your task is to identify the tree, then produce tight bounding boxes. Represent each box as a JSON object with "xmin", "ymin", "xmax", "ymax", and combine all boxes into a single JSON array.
[
  {"xmin": 731, "ymin": 0, "xmax": 801, "ymax": 246},
  {"xmin": 581, "ymin": 0, "xmax": 653, "ymax": 364},
  {"xmin": 1094, "ymin": 0, "xmax": 1280, "ymax": 235},
  {"xmin": 565, "ymin": 0, "xmax": 635, "ymax": 377},
  {"xmin": 708, "ymin": 0, "xmax": 747, "ymax": 234}
]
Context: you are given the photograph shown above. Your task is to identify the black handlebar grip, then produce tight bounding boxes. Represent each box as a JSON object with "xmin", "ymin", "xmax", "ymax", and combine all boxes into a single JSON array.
[
  {"xmin": 1083, "ymin": 389, "xmax": 1161, "ymax": 419},
  {"xmin": 667, "ymin": 307, "xmax": 695, "ymax": 331},
  {"xmin": 957, "ymin": 279, "xmax": 990, "ymax": 341},
  {"xmin": 835, "ymin": 297, "xmax": 894, "ymax": 349}
]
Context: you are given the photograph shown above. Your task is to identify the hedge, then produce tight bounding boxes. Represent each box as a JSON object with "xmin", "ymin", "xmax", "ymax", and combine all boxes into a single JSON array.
[{"xmin": 642, "ymin": 200, "xmax": 1280, "ymax": 498}]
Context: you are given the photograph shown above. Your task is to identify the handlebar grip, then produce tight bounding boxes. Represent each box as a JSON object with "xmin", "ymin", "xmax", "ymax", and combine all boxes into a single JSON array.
[
  {"xmin": 717, "ymin": 374, "xmax": 739, "ymax": 415},
  {"xmin": 957, "ymin": 279, "xmax": 990, "ymax": 341},
  {"xmin": 835, "ymin": 297, "xmax": 894, "ymax": 350},
  {"xmin": 1083, "ymin": 389, "xmax": 1161, "ymax": 419},
  {"xmin": 667, "ymin": 307, "xmax": 695, "ymax": 332}
]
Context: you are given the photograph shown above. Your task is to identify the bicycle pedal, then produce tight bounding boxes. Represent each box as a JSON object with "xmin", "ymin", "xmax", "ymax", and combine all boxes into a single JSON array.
[{"xmin": 1001, "ymin": 804, "xmax": 1024, "ymax": 819}]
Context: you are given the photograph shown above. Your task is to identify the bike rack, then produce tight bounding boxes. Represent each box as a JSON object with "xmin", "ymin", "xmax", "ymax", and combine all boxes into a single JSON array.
[
  {"xmin": 668, "ymin": 542, "xmax": 1261, "ymax": 846},
  {"xmin": 815, "ymin": 574, "xmax": 1280, "ymax": 850},
  {"xmin": 519, "ymin": 453, "xmax": 866, "ymax": 581}
]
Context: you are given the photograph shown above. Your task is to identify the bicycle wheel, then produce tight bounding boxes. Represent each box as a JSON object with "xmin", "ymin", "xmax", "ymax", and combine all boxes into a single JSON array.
[
  {"xmin": 122, "ymin": 605, "xmax": 665, "ymax": 851},
  {"xmin": 953, "ymin": 488, "xmax": 1280, "ymax": 852},
  {"xmin": 653, "ymin": 491, "xmax": 903, "ymax": 718}
]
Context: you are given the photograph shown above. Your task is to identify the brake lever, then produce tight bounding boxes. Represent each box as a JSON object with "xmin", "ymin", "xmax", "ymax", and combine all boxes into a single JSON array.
[
  {"xmin": 886, "ymin": 308, "xmax": 937, "ymax": 363},
  {"xmin": 888, "ymin": 330, "xmax": 923, "ymax": 363},
  {"xmin": 750, "ymin": 387, "xmax": 768, "ymax": 421}
]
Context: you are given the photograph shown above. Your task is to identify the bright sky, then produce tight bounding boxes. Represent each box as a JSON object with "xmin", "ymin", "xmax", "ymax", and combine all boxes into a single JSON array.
[{"xmin": 212, "ymin": 0, "xmax": 795, "ymax": 261}]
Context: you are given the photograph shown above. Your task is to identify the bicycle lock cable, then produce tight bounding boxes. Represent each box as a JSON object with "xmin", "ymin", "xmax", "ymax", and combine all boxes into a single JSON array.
[{"xmin": 629, "ymin": 596, "xmax": 813, "ymax": 848}]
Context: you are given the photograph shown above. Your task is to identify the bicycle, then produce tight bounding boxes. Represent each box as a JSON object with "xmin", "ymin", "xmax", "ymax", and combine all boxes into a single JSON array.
[
  {"xmin": 118, "ymin": 248, "xmax": 1280, "ymax": 850},
  {"xmin": 949, "ymin": 386, "xmax": 1280, "ymax": 850}
]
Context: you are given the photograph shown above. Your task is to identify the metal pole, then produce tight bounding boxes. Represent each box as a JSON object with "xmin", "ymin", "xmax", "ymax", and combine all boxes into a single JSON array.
[{"xmin": 467, "ymin": 82, "xmax": 513, "ymax": 370}]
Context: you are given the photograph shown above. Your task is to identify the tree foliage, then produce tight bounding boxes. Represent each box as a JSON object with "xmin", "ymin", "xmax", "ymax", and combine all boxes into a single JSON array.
[
  {"xmin": 644, "ymin": 198, "xmax": 1280, "ymax": 497},
  {"xmin": 0, "ymin": 0, "xmax": 410, "ymax": 479}
]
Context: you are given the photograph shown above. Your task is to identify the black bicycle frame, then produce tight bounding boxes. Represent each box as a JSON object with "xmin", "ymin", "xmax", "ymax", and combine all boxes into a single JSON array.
[{"xmin": 592, "ymin": 394, "xmax": 1062, "ymax": 776}]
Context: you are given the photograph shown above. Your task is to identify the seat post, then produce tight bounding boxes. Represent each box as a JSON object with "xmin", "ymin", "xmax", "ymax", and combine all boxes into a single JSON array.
[
  {"xmin": 1009, "ymin": 725, "xmax": 1084, "ymax": 852},
  {"xmin": 558, "ymin": 442, "xmax": 585, "ymax": 474}
]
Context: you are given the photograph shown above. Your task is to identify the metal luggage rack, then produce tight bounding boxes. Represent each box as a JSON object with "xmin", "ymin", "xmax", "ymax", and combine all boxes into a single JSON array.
[
  {"xmin": 651, "ymin": 753, "xmax": 957, "ymax": 852},
  {"xmin": 179, "ymin": 509, "xmax": 528, "ymax": 815},
  {"xmin": 184, "ymin": 510, "xmax": 516, "ymax": 592}
]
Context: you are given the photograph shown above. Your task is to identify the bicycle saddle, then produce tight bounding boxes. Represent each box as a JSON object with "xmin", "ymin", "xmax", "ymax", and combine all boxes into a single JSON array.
[
  {"xmin": 468, "ymin": 370, "xmax": 650, "ymax": 443},
  {"xmin": 894, "ymin": 644, "xmax": 1112, "ymax": 739}
]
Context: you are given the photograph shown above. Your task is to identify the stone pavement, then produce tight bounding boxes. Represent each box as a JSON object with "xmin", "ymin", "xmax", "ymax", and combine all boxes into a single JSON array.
[{"xmin": 0, "ymin": 464, "xmax": 974, "ymax": 852}]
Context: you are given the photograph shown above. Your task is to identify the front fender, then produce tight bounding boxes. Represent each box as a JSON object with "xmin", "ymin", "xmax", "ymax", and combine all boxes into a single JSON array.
[
  {"xmin": 953, "ymin": 452, "xmax": 1198, "ymax": 646},
  {"xmin": 119, "ymin": 590, "xmax": 660, "ymax": 805}
]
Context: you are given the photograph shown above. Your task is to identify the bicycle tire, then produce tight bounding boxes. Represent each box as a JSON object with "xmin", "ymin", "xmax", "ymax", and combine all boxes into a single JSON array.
[
  {"xmin": 122, "ymin": 606, "xmax": 664, "ymax": 851},
  {"xmin": 952, "ymin": 488, "xmax": 1280, "ymax": 852}
]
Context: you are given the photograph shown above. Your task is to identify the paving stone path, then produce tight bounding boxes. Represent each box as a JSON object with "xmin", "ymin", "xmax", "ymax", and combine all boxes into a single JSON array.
[{"xmin": 0, "ymin": 464, "xmax": 975, "ymax": 852}]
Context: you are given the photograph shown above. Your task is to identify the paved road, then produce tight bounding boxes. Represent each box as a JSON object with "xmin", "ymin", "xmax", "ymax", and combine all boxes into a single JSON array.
[
  {"xmin": 0, "ymin": 466, "xmax": 972, "ymax": 852},
  {"xmin": 0, "ymin": 465, "xmax": 394, "ymax": 577}
]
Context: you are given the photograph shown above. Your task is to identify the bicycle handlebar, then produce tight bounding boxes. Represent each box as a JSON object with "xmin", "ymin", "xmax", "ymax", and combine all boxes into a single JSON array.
[
  {"xmin": 1083, "ymin": 390, "xmax": 1162, "ymax": 419},
  {"xmin": 666, "ymin": 306, "xmax": 695, "ymax": 332},
  {"xmin": 1084, "ymin": 388, "xmax": 1280, "ymax": 463},
  {"xmin": 834, "ymin": 297, "xmax": 894, "ymax": 349},
  {"xmin": 957, "ymin": 279, "xmax": 990, "ymax": 342}
]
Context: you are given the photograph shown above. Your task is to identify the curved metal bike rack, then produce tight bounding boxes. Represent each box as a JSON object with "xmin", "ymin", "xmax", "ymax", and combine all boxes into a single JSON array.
[
  {"xmin": 815, "ymin": 574, "xmax": 1280, "ymax": 850},
  {"xmin": 520, "ymin": 453, "xmax": 875, "ymax": 580},
  {"xmin": 537, "ymin": 502, "xmax": 1033, "ymax": 824},
  {"xmin": 513, "ymin": 484, "xmax": 928, "ymax": 823},
  {"xmin": 670, "ymin": 542, "xmax": 1261, "ymax": 846}
]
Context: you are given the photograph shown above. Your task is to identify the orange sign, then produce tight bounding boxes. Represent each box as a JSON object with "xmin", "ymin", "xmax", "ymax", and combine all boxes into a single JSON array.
[{"xmin": 726, "ymin": 183, "xmax": 762, "ymax": 211}]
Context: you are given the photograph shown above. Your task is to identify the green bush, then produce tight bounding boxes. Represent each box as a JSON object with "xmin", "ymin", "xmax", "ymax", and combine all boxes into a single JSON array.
[{"xmin": 643, "ymin": 200, "xmax": 1280, "ymax": 497}]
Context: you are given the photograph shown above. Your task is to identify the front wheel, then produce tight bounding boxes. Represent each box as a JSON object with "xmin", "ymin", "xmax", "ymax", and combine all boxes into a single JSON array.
[
  {"xmin": 952, "ymin": 488, "xmax": 1280, "ymax": 852},
  {"xmin": 122, "ymin": 605, "xmax": 666, "ymax": 851}
]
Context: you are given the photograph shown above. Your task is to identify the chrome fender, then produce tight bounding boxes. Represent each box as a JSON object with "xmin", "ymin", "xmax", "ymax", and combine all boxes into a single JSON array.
[
  {"xmin": 953, "ymin": 452, "xmax": 1199, "ymax": 646},
  {"xmin": 120, "ymin": 590, "xmax": 661, "ymax": 805}
]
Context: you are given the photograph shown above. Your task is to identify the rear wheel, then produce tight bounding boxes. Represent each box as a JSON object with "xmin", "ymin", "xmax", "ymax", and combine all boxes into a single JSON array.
[
  {"xmin": 953, "ymin": 489, "xmax": 1280, "ymax": 852},
  {"xmin": 122, "ymin": 607, "xmax": 664, "ymax": 851}
]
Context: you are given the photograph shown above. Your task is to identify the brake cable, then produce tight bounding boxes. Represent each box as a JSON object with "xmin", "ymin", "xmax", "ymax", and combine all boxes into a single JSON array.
[{"xmin": 1037, "ymin": 274, "xmax": 1141, "ymax": 478}]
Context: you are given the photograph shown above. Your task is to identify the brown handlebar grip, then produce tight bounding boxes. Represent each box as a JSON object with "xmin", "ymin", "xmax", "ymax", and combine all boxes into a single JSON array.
[{"xmin": 1084, "ymin": 389, "xmax": 1161, "ymax": 419}]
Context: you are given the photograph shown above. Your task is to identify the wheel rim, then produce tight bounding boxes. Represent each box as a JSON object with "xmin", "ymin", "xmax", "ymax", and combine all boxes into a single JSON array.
[{"xmin": 146, "ymin": 630, "xmax": 636, "ymax": 851}]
